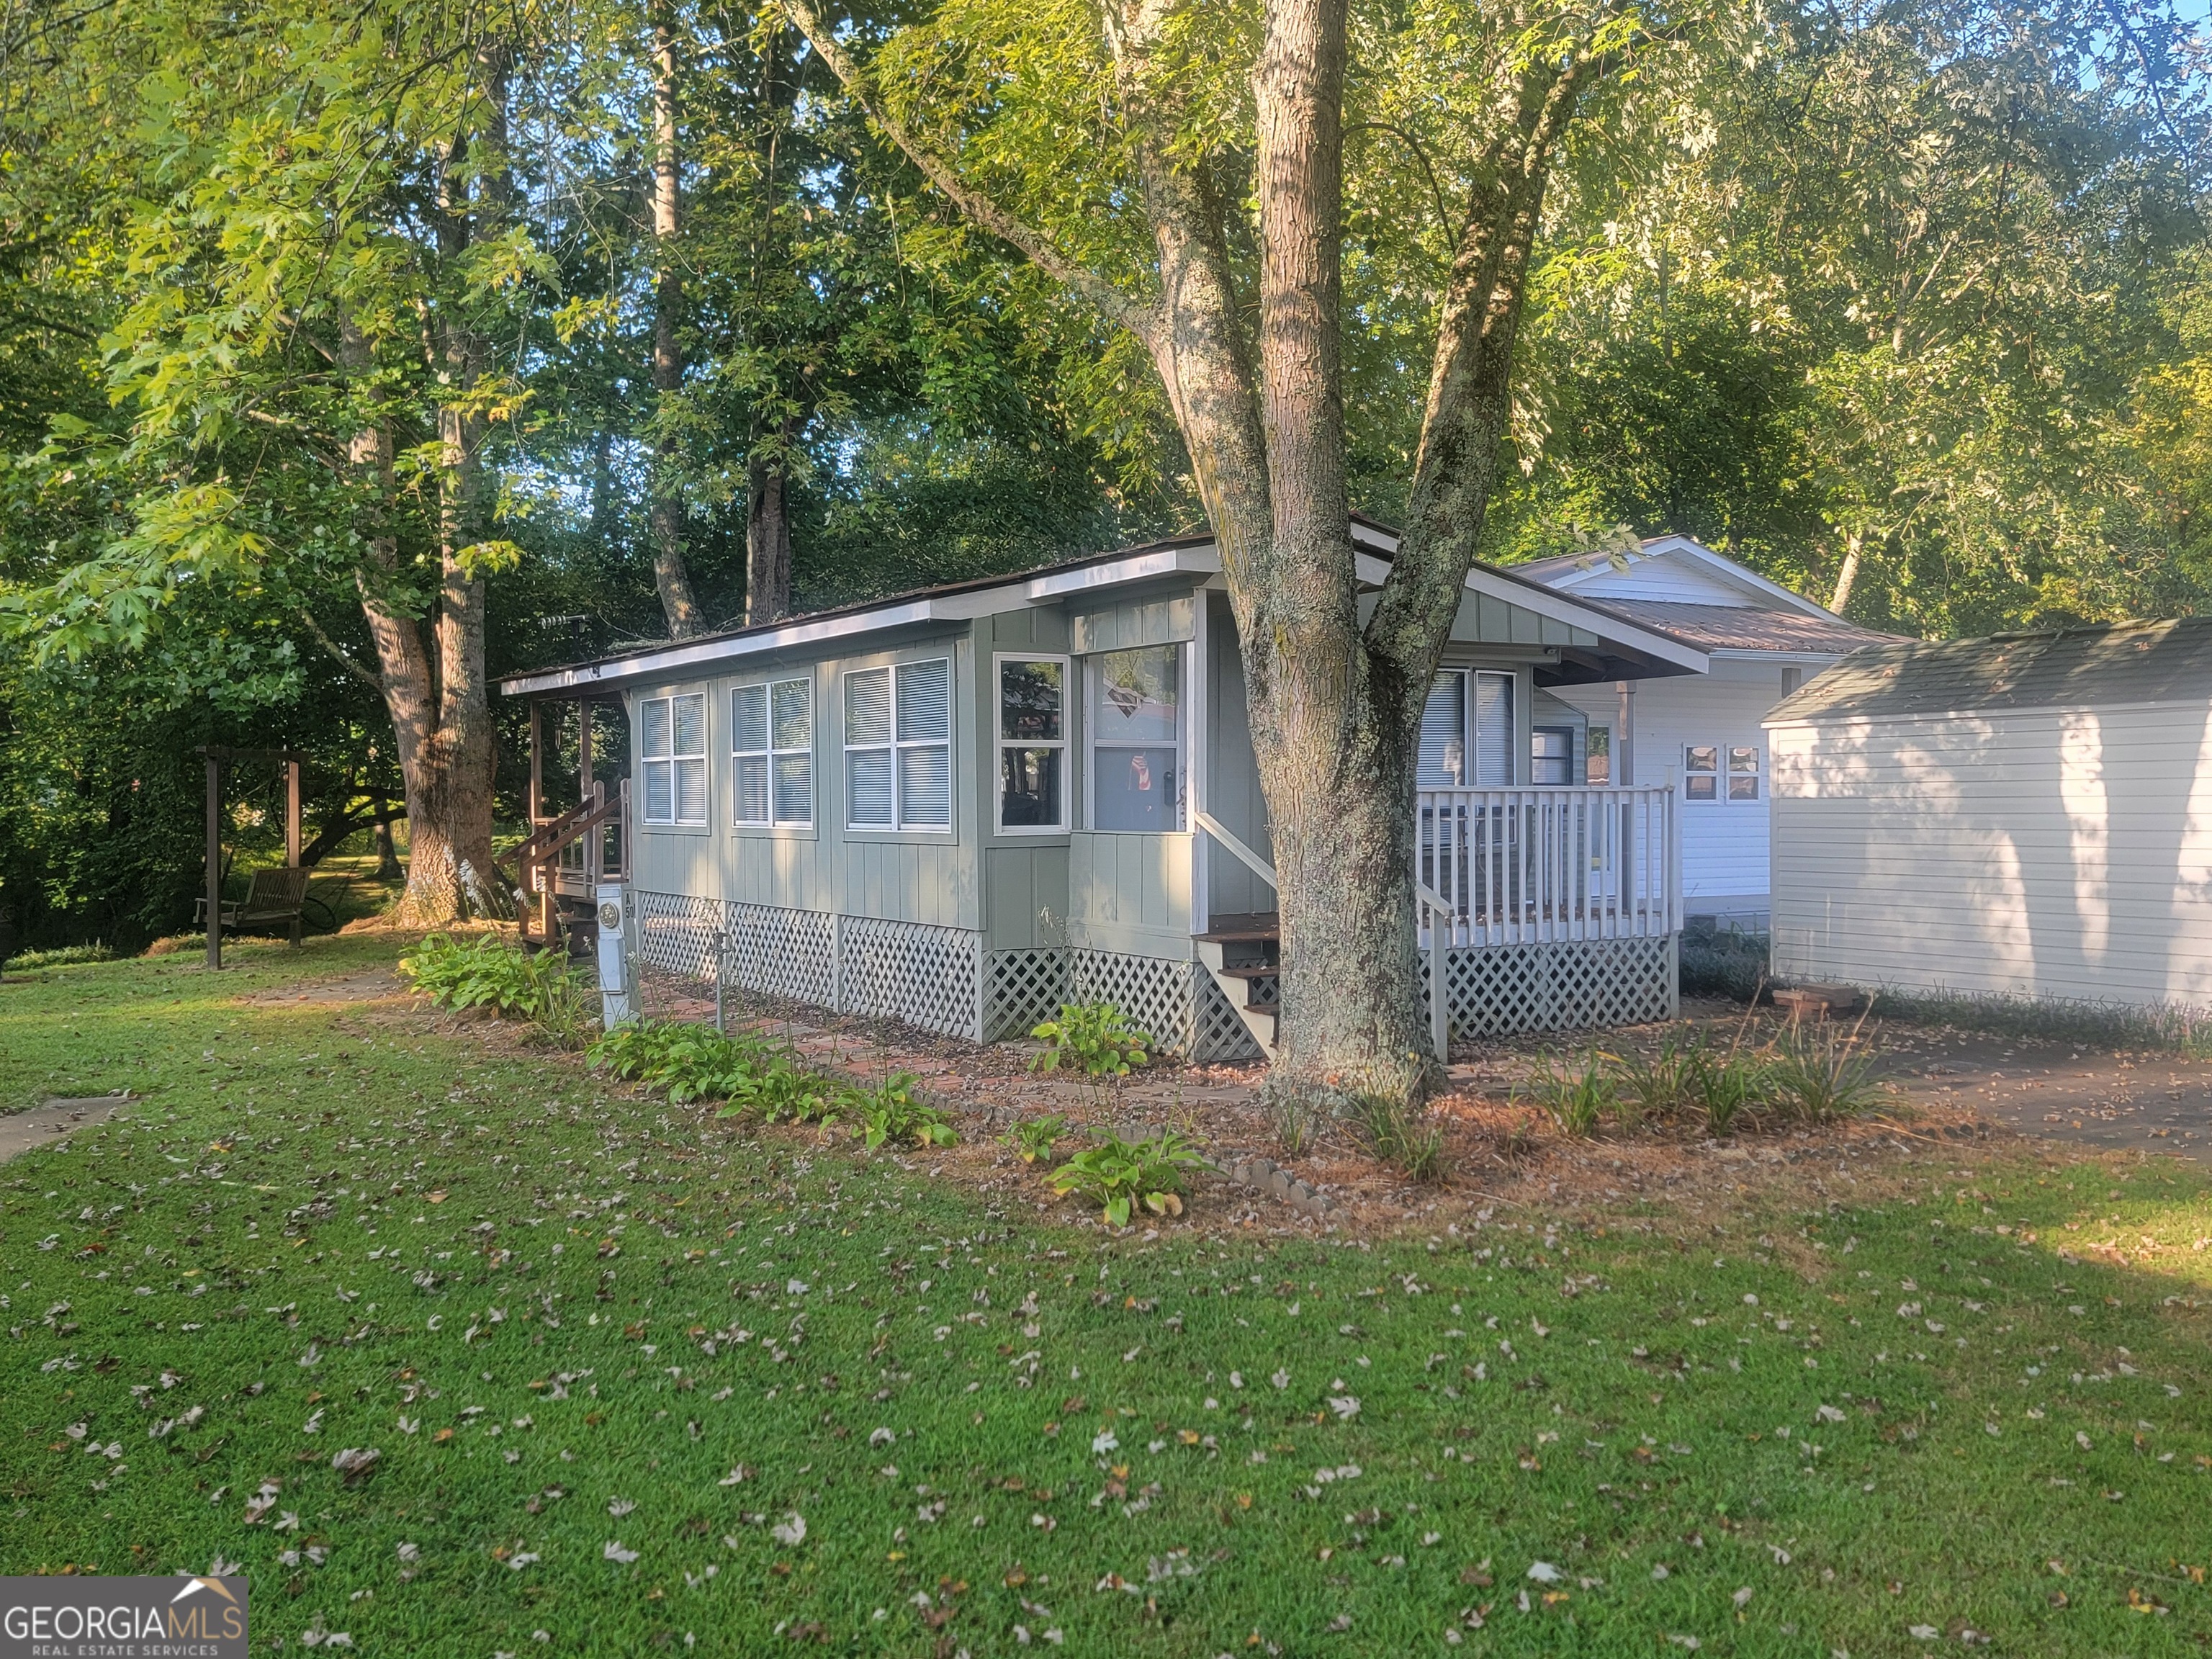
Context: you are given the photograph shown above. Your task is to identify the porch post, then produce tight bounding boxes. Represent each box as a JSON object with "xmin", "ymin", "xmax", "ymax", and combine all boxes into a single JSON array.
[
  {"xmin": 1428, "ymin": 923, "xmax": 1448, "ymax": 1063},
  {"xmin": 286, "ymin": 759, "xmax": 302, "ymax": 949},
  {"xmin": 204, "ymin": 755, "xmax": 223, "ymax": 971},
  {"xmin": 1615, "ymin": 680, "xmax": 1635, "ymax": 786}
]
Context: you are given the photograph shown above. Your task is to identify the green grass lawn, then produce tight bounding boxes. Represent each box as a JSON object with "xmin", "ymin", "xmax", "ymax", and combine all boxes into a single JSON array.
[{"xmin": 2, "ymin": 938, "xmax": 2208, "ymax": 1656}]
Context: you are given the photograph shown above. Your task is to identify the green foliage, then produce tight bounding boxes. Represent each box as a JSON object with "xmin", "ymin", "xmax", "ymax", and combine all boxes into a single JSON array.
[
  {"xmin": 1030, "ymin": 1003, "xmax": 1151, "ymax": 1084},
  {"xmin": 999, "ymin": 1113, "xmax": 1069, "ymax": 1164},
  {"xmin": 1519, "ymin": 1048, "xmax": 1617, "ymax": 1139},
  {"xmin": 1, "ymin": 943, "xmax": 116, "ymax": 971},
  {"xmin": 588, "ymin": 1019, "xmax": 784, "ymax": 1105},
  {"xmin": 399, "ymin": 934, "xmax": 592, "ymax": 1047},
  {"xmin": 1762, "ymin": 1016, "xmax": 1886, "ymax": 1124},
  {"xmin": 853, "ymin": 1074, "xmax": 957, "ymax": 1151},
  {"xmin": 1049, "ymin": 1128, "xmax": 1208, "ymax": 1228},
  {"xmin": 1348, "ymin": 1093, "xmax": 1447, "ymax": 1182},
  {"xmin": 1681, "ymin": 927, "xmax": 1771, "ymax": 1003},
  {"xmin": 1265, "ymin": 1089, "xmax": 1320, "ymax": 1158}
]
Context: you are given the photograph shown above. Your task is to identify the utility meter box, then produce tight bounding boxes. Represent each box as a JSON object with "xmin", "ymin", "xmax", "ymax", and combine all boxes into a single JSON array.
[{"xmin": 594, "ymin": 882, "xmax": 633, "ymax": 1025}]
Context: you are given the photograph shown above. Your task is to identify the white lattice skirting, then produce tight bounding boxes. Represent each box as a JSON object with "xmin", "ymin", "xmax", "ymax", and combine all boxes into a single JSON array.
[
  {"xmin": 1427, "ymin": 934, "xmax": 1676, "ymax": 1038},
  {"xmin": 635, "ymin": 889, "xmax": 1673, "ymax": 1051},
  {"xmin": 633, "ymin": 892, "xmax": 979, "ymax": 1041}
]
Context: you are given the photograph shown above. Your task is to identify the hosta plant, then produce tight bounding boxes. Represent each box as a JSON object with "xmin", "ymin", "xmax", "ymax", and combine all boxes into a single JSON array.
[
  {"xmin": 400, "ymin": 933, "xmax": 593, "ymax": 1046},
  {"xmin": 1050, "ymin": 1128, "xmax": 1208, "ymax": 1227},
  {"xmin": 588, "ymin": 1020, "xmax": 779, "ymax": 1105},
  {"xmin": 999, "ymin": 1113, "xmax": 1069, "ymax": 1164},
  {"xmin": 853, "ymin": 1074, "xmax": 957, "ymax": 1150}
]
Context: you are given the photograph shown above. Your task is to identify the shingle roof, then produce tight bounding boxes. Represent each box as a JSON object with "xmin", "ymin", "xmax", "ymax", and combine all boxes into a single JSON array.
[
  {"xmin": 1567, "ymin": 598, "xmax": 1899, "ymax": 657},
  {"xmin": 1766, "ymin": 615, "xmax": 2212, "ymax": 724}
]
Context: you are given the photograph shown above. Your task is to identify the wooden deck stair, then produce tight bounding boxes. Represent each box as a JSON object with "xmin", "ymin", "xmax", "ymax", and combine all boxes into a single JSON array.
[{"xmin": 1194, "ymin": 912, "xmax": 1280, "ymax": 1058}]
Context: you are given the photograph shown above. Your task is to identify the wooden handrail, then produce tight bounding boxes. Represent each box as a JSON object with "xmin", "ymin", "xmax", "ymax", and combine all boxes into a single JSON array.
[
  {"xmin": 1193, "ymin": 810, "xmax": 1277, "ymax": 891},
  {"xmin": 528, "ymin": 793, "xmax": 621, "ymax": 870}
]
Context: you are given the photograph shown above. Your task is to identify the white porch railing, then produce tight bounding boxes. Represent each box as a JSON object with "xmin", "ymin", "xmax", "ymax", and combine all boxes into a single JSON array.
[{"xmin": 1416, "ymin": 786, "xmax": 1678, "ymax": 948}]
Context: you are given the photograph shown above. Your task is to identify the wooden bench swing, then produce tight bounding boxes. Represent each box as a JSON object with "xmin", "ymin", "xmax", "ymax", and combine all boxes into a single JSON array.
[{"xmin": 194, "ymin": 746, "xmax": 312, "ymax": 969}]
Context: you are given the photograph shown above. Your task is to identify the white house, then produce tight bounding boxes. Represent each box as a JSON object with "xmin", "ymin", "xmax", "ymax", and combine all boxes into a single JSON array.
[
  {"xmin": 500, "ymin": 521, "xmax": 1711, "ymax": 1061},
  {"xmin": 1516, "ymin": 536, "xmax": 1898, "ymax": 927},
  {"xmin": 1764, "ymin": 616, "xmax": 2212, "ymax": 1012}
]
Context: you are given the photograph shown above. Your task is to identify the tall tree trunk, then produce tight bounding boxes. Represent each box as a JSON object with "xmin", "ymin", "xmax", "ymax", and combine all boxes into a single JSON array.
[
  {"xmin": 335, "ymin": 42, "xmax": 518, "ymax": 930},
  {"xmin": 745, "ymin": 441, "xmax": 793, "ymax": 626},
  {"xmin": 1233, "ymin": 0, "xmax": 1431, "ymax": 1109},
  {"xmin": 1829, "ymin": 530, "xmax": 1862, "ymax": 613},
  {"xmin": 649, "ymin": 1, "xmax": 706, "ymax": 639},
  {"xmin": 791, "ymin": 0, "xmax": 1608, "ymax": 1112},
  {"xmin": 741, "ymin": 25, "xmax": 802, "ymax": 626},
  {"xmin": 371, "ymin": 788, "xmax": 404, "ymax": 881}
]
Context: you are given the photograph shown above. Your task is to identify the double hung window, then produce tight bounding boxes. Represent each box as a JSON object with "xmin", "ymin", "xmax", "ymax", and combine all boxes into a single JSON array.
[
  {"xmin": 640, "ymin": 693, "xmax": 707, "ymax": 825},
  {"xmin": 1416, "ymin": 669, "xmax": 1517, "ymax": 787},
  {"xmin": 997, "ymin": 657, "xmax": 1067, "ymax": 831},
  {"xmin": 845, "ymin": 660, "xmax": 952, "ymax": 831},
  {"xmin": 732, "ymin": 678, "xmax": 813, "ymax": 827}
]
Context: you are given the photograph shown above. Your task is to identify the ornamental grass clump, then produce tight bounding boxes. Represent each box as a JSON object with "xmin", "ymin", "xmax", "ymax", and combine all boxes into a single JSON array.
[{"xmin": 1519, "ymin": 1048, "xmax": 1616, "ymax": 1139}]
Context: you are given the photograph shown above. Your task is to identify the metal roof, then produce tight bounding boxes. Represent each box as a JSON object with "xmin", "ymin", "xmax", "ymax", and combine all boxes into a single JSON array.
[
  {"xmin": 498, "ymin": 518, "xmax": 1709, "ymax": 698},
  {"xmin": 1766, "ymin": 615, "xmax": 2212, "ymax": 725}
]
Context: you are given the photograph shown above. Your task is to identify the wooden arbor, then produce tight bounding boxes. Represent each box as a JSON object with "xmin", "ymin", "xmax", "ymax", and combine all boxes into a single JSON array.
[
  {"xmin": 197, "ymin": 746, "xmax": 307, "ymax": 969},
  {"xmin": 517, "ymin": 698, "xmax": 629, "ymax": 953}
]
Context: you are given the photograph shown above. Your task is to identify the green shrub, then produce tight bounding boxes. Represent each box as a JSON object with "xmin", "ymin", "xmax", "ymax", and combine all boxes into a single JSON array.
[
  {"xmin": 1680, "ymin": 927, "xmax": 1769, "ymax": 1002},
  {"xmin": 400, "ymin": 932, "xmax": 593, "ymax": 1047},
  {"xmin": 999, "ymin": 1114, "xmax": 1069, "ymax": 1164},
  {"xmin": 1030, "ymin": 1003, "xmax": 1151, "ymax": 1097},
  {"xmin": 588, "ymin": 1020, "xmax": 781, "ymax": 1105},
  {"xmin": 1519, "ymin": 1048, "xmax": 1617, "ymax": 1138},
  {"xmin": 1050, "ymin": 1128, "xmax": 1208, "ymax": 1227},
  {"xmin": 853, "ymin": 1074, "xmax": 957, "ymax": 1150},
  {"xmin": 1, "ymin": 943, "xmax": 114, "ymax": 971}
]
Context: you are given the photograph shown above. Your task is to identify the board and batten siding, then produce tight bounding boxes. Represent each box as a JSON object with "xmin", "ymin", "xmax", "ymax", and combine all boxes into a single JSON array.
[
  {"xmin": 624, "ymin": 629, "xmax": 984, "ymax": 933},
  {"xmin": 1768, "ymin": 698, "xmax": 2212, "ymax": 1009}
]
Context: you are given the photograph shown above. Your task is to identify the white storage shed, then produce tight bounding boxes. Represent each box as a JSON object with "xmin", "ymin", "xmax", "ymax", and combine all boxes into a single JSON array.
[{"xmin": 1765, "ymin": 616, "xmax": 2212, "ymax": 1011}]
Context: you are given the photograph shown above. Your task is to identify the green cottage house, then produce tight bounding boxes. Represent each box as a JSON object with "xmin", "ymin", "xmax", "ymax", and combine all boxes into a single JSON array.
[{"xmin": 498, "ymin": 520, "xmax": 1706, "ymax": 1060}]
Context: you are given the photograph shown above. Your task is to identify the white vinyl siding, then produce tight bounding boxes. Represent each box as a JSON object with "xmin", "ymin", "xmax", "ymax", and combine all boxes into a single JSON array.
[
  {"xmin": 1769, "ymin": 700, "xmax": 2212, "ymax": 1010},
  {"xmin": 845, "ymin": 660, "xmax": 952, "ymax": 832},
  {"xmin": 641, "ymin": 693, "xmax": 706, "ymax": 825},
  {"xmin": 733, "ymin": 678, "xmax": 812, "ymax": 827}
]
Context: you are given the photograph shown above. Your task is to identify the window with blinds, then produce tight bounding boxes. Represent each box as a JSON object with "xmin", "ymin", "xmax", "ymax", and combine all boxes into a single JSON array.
[
  {"xmin": 845, "ymin": 659, "xmax": 952, "ymax": 831},
  {"xmin": 640, "ymin": 692, "xmax": 707, "ymax": 824},
  {"xmin": 1418, "ymin": 670, "xmax": 1516, "ymax": 788},
  {"xmin": 733, "ymin": 677, "xmax": 813, "ymax": 827}
]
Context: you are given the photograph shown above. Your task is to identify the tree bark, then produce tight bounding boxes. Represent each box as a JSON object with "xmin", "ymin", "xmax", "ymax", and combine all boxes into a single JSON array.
[
  {"xmin": 1829, "ymin": 530, "xmax": 1862, "ymax": 613},
  {"xmin": 745, "ymin": 440, "xmax": 794, "ymax": 625},
  {"xmin": 649, "ymin": 1, "xmax": 706, "ymax": 639}
]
